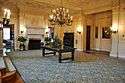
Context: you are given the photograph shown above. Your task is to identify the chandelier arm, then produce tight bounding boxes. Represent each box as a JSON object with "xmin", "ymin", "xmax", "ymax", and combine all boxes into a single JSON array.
[{"xmin": 61, "ymin": 0, "xmax": 63, "ymax": 8}]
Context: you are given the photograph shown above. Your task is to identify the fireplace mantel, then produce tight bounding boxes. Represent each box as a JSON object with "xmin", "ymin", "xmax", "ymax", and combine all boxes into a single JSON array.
[{"xmin": 26, "ymin": 28, "xmax": 45, "ymax": 40}]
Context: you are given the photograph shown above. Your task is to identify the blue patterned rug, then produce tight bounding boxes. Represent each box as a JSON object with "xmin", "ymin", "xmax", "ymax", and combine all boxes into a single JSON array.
[{"xmin": 9, "ymin": 50, "xmax": 125, "ymax": 83}]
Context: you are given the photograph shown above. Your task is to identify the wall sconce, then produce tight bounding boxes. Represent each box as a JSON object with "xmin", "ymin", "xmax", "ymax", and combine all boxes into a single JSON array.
[
  {"xmin": 46, "ymin": 32, "xmax": 49, "ymax": 34},
  {"xmin": 20, "ymin": 25, "xmax": 26, "ymax": 35},
  {"xmin": 3, "ymin": 8, "xmax": 11, "ymax": 26},
  {"xmin": 110, "ymin": 26, "xmax": 118, "ymax": 33},
  {"xmin": 45, "ymin": 28, "xmax": 50, "ymax": 34},
  {"xmin": 77, "ymin": 25, "xmax": 82, "ymax": 34},
  {"xmin": 20, "ymin": 31, "xmax": 24, "ymax": 34},
  {"xmin": 112, "ymin": 30, "xmax": 118, "ymax": 33},
  {"xmin": 77, "ymin": 31, "xmax": 81, "ymax": 34},
  {"xmin": 0, "ymin": 21, "xmax": 3, "ymax": 30}
]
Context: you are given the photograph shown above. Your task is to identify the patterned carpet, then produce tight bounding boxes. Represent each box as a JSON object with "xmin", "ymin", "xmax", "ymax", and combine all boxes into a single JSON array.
[{"xmin": 9, "ymin": 50, "xmax": 125, "ymax": 83}]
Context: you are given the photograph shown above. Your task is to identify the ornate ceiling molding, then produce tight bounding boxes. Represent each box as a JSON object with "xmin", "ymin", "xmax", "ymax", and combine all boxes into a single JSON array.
[{"xmin": 1, "ymin": 0, "xmax": 117, "ymax": 15}]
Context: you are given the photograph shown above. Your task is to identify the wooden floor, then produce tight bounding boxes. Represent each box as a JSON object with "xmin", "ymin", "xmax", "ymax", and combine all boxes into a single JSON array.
[
  {"xmin": 75, "ymin": 51, "xmax": 109, "ymax": 61},
  {"xmin": 62, "ymin": 50, "xmax": 109, "ymax": 62}
]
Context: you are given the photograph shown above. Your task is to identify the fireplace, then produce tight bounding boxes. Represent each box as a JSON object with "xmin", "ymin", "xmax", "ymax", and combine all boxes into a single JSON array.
[
  {"xmin": 28, "ymin": 39, "xmax": 41, "ymax": 50},
  {"xmin": 26, "ymin": 27, "xmax": 45, "ymax": 50}
]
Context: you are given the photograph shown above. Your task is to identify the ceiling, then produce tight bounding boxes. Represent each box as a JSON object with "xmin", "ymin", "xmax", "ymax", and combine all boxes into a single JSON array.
[{"xmin": 0, "ymin": 0, "xmax": 121, "ymax": 14}]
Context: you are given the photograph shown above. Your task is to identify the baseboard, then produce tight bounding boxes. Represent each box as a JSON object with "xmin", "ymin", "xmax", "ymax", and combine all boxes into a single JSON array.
[
  {"xmin": 93, "ymin": 48, "xmax": 100, "ymax": 51},
  {"xmin": 110, "ymin": 53, "xmax": 118, "ymax": 58},
  {"xmin": 118, "ymin": 55, "xmax": 125, "ymax": 59},
  {"xmin": 110, "ymin": 53, "xmax": 125, "ymax": 59},
  {"xmin": 76, "ymin": 49, "xmax": 83, "ymax": 51}
]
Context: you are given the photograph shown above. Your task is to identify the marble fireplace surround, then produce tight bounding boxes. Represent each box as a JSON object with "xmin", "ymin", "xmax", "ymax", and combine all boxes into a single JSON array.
[{"xmin": 25, "ymin": 27, "xmax": 45, "ymax": 50}]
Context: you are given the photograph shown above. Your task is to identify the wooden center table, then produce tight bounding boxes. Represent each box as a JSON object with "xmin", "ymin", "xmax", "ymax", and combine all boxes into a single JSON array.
[{"xmin": 41, "ymin": 46, "xmax": 75, "ymax": 63}]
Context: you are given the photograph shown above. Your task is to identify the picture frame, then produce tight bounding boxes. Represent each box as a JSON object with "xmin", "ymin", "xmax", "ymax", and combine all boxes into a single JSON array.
[{"xmin": 102, "ymin": 27, "xmax": 111, "ymax": 39}]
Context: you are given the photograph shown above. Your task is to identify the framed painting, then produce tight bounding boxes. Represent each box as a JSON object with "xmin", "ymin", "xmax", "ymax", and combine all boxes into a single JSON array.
[{"xmin": 102, "ymin": 27, "xmax": 111, "ymax": 39}]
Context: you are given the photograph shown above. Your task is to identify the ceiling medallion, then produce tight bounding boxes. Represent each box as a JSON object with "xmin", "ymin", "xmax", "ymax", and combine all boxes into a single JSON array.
[{"xmin": 48, "ymin": 0, "xmax": 73, "ymax": 26}]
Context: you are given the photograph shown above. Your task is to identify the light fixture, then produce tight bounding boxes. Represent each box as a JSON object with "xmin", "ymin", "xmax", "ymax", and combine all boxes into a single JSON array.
[
  {"xmin": 0, "ymin": 21, "xmax": 3, "ymax": 30},
  {"xmin": 76, "ymin": 25, "xmax": 82, "ymax": 34},
  {"xmin": 110, "ymin": 26, "xmax": 118, "ymax": 33},
  {"xmin": 48, "ymin": 0, "xmax": 73, "ymax": 26},
  {"xmin": 77, "ymin": 31, "xmax": 81, "ymax": 34},
  {"xmin": 3, "ymin": 8, "xmax": 11, "ymax": 26},
  {"xmin": 77, "ymin": 28, "xmax": 81, "ymax": 34}
]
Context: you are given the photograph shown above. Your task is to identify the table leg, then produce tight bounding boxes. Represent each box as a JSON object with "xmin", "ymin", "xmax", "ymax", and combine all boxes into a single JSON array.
[
  {"xmin": 54, "ymin": 51, "xmax": 56, "ymax": 56},
  {"xmin": 71, "ymin": 51, "xmax": 74, "ymax": 61},
  {"xmin": 42, "ymin": 48, "xmax": 45, "ymax": 56},
  {"xmin": 59, "ymin": 52, "xmax": 62, "ymax": 63}
]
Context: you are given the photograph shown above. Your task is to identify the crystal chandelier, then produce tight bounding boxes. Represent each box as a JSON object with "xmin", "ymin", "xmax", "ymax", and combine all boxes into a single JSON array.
[{"xmin": 48, "ymin": 0, "xmax": 73, "ymax": 26}]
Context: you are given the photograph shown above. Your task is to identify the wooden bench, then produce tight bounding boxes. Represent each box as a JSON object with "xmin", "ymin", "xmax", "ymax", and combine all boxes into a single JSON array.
[
  {"xmin": 0, "ymin": 56, "xmax": 24, "ymax": 83},
  {"xmin": 4, "ymin": 56, "xmax": 16, "ymax": 72},
  {"xmin": 0, "ymin": 56, "xmax": 17, "ymax": 82},
  {"xmin": 0, "ymin": 57, "xmax": 6, "ymax": 83},
  {"xmin": 0, "ymin": 57, "xmax": 6, "ymax": 76},
  {"xmin": 0, "ymin": 71, "xmax": 17, "ymax": 83}
]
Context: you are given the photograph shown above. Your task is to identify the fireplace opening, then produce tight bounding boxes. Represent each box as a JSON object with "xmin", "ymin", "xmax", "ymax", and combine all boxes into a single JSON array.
[{"xmin": 28, "ymin": 39, "xmax": 41, "ymax": 50}]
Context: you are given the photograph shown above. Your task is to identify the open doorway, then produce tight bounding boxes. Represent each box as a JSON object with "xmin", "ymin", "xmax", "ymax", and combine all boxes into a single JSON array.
[{"xmin": 86, "ymin": 25, "xmax": 91, "ymax": 51}]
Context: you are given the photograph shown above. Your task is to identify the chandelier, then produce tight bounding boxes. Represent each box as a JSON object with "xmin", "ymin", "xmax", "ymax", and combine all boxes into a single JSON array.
[{"xmin": 48, "ymin": 0, "xmax": 73, "ymax": 26}]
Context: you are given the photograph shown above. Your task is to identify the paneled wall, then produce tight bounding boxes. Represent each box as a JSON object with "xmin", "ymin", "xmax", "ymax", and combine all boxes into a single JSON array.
[
  {"xmin": 110, "ymin": 2, "xmax": 125, "ymax": 58},
  {"xmin": 53, "ymin": 14, "xmax": 86, "ymax": 51},
  {"xmin": 19, "ymin": 9, "xmax": 48, "ymax": 28},
  {"xmin": 85, "ymin": 11, "xmax": 112, "ymax": 52},
  {"xmin": 53, "ymin": 11, "xmax": 112, "ymax": 51},
  {"xmin": 93, "ymin": 11, "xmax": 112, "ymax": 51},
  {"xmin": 0, "ymin": 5, "xmax": 49, "ymax": 50},
  {"xmin": 18, "ymin": 10, "xmax": 49, "ymax": 50},
  {"xmin": 86, "ymin": 15, "xmax": 95, "ymax": 50}
]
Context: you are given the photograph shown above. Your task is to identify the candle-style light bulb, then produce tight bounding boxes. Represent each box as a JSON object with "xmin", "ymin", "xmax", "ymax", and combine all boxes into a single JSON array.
[
  {"xmin": 52, "ymin": 9, "xmax": 56, "ymax": 13},
  {"xmin": 4, "ymin": 9, "xmax": 7, "ymax": 18},
  {"xmin": 70, "ymin": 16, "xmax": 73, "ymax": 20},
  {"xmin": 7, "ymin": 9, "xmax": 11, "ymax": 19},
  {"xmin": 49, "ymin": 15, "xmax": 53, "ymax": 19},
  {"xmin": 66, "ymin": 9, "xmax": 69, "ymax": 13}
]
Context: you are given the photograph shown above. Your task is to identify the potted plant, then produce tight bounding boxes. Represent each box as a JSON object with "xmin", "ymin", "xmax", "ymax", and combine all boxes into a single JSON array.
[
  {"xmin": 17, "ymin": 36, "xmax": 27, "ymax": 50},
  {"xmin": 44, "ymin": 37, "xmax": 51, "ymax": 46},
  {"xmin": 52, "ymin": 36, "xmax": 62, "ymax": 48}
]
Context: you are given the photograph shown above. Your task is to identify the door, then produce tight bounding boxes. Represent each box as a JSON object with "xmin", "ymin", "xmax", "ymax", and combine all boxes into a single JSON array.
[{"xmin": 86, "ymin": 26, "xmax": 91, "ymax": 51}]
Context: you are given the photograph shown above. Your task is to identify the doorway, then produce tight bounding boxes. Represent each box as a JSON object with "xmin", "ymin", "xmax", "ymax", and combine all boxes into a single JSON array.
[
  {"xmin": 86, "ymin": 25, "xmax": 91, "ymax": 51},
  {"xmin": 3, "ymin": 24, "xmax": 14, "ymax": 52}
]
